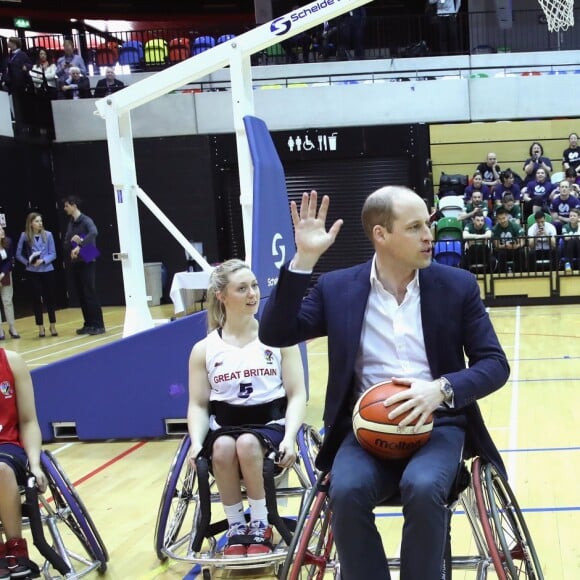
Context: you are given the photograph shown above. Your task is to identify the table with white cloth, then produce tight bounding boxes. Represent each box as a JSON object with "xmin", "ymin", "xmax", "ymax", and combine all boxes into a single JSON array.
[{"xmin": 169, "ymin": 271, "xmax": 211, "ymax": 314}]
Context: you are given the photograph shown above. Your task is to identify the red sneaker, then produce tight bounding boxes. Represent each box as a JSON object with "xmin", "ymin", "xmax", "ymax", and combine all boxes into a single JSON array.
[
  {"xmin": 0, "ymin": 543, "xmax": 10, "ymax": 580},
  {"xmin": 5, "ymin": 538, "xmax": 39, "ymax": 579},
  {"xmin": 223, "ymin": 523, "xmax": 248, "ymax": 558},
  {"xmin": 246, "ymin": 521, "xmax": 274, "ymax": 556}
]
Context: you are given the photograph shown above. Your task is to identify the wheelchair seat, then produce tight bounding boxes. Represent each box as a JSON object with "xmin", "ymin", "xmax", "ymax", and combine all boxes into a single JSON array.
[{"xmin": 154, "ymin": 424, "xmax": 322, "ymax": 578}]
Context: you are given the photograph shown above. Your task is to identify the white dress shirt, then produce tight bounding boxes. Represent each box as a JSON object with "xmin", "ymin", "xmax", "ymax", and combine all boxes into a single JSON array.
[{"xmin": 354, "ymin": 255, "xmax": 432, "ymax": 398}]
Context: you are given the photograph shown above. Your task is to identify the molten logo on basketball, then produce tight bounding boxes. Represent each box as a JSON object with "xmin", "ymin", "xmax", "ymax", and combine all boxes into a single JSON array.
[
  {"xmin": 374, "ymin": 438, "xmax": 426, "ymax": 452},
  {"xmin": 352, "ymin": 381, "xmax": 433, "ymax": 460}
]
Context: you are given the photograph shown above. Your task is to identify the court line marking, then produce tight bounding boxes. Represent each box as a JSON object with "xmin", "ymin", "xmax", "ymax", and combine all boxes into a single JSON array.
[
  {"xmin": 22, "ymin": 328, "xmax": 125, "ymax": 363},
  {"xmin": 49, "ymin": 442, "xmax": 76, "ymax": 455},
  {"xmin": 68, "ymin": 441, "xmax": 147, "ymax": 488},
  {"xmin": 508, "ymin": 305, "xmax": 521, "ymax": 487}
]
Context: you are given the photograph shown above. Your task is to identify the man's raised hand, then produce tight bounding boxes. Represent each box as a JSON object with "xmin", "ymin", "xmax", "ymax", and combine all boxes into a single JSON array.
[{"xmin": 290, "ymin": 190, "xmax": 343, "ymax": 270}]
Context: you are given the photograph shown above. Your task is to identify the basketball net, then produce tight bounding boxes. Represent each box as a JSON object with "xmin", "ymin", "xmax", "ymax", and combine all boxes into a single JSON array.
[{"xmin": 538, "ymin": 0, "xmax": 575, "ymax": 32}]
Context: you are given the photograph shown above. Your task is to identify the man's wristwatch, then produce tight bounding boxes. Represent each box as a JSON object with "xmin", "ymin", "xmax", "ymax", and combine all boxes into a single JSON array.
[{"xmin": 439, "ymin": 377, "xmax": 454, "ymax": 406}]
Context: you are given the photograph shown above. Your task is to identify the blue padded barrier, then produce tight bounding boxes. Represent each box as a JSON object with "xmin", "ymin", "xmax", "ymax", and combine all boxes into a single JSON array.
[{"xmin": 32, "ymin": 311, "xmax": 207, "ymax": 441}]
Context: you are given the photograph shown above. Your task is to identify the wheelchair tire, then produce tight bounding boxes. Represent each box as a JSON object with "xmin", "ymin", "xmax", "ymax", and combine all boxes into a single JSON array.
[
  {"xmin": 41, "ymin": 450, "xmax": 109, "ymax": 572},
  {"xmin": 297, "ymin": 424, "xmax": 323, "ymax": 486},
  {"xmin": 278, "ymin": 472, "xmax": 336, "ymax": 580},
  {"xmin": 154, "ymin": 435, "xmax": 200, "ymax": 561},
  {"xmin": 473, "ymin": 457, "xmax": 544, "ymax": 579}
]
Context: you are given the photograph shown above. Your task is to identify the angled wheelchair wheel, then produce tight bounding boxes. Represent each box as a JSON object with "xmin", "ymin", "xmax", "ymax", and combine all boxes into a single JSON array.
[
  {"xmin": 279, "ymin": 472, "xmax": 337, "ymax": 580},
  {"xmin": 41, "ymin": 450, "xmax": 108, "ymax": 572},
  {"xmin": 155, "ymin": 435, "xmax": 205, "ymax": 561},
  {"xmin": 297, "ymin": 424, "xmax": 323, "ymax": 486},
  {"xmin": 472, "ymin": 457, "xmax": 544, "ymax": 579}
]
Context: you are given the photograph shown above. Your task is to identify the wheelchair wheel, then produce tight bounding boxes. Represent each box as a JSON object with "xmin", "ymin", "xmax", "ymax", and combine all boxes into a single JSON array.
[
  {"xmin": 41, "ymin": 450, "xmax": 109, "ymax": 572},
  {"xmin": 155, "ymin": 435, "xmax": 204, "ymax": 561},
  {"xmin": 472, "ymin": 457, "xmax": 544, "ymax": 579},
  {"xmin": 279, "ymin": 472, "xmax": 336, "ymax": 580},
  {"xmin": 297, "ymin": 424, "xmax": 323, "ymax": 486}
]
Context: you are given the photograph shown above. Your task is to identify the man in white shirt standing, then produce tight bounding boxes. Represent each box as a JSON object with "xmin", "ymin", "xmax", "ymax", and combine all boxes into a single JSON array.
[
  {"xmin": 260, "ymin": 186, "xmax": 509, "ymax": 579},
  {"xmin": 429, "ymin": 0, "xmax": 462, "ymax": 55}
]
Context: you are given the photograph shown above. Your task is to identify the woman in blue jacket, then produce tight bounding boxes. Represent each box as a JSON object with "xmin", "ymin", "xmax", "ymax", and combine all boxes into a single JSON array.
[{"xmin": 16, "ymin": 213, "xmax": 58, "ymax": 337}]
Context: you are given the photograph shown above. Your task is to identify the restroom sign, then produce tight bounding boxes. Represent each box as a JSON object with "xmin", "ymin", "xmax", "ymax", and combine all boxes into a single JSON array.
[{"xmin": 286, "ymin": 132, "xmax": 338, "ymax": 153}]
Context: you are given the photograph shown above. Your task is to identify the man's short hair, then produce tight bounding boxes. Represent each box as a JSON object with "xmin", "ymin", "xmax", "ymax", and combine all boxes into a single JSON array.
[
  {"xmin": 502, "ymin": 194, "xmax": 514, "ymax": 204},
  {"xmin": 534, "ymin": 210, "xmax": 545, "ymax": 222},
  {"xmin": 495, "ymin": 207, "xmax": 509, "ymax": 217},
  {"xmin": 8, "ymin": 37, "xmax": 21, "ymax": 49},
  {"xmin": 62, "ymin": 195, "xmax": 82, "ymax": 208},
  {"xmin": 569, "ymin": 208, "xmax": 580, "ymax": 217},
  {"xmin": 69, "ymin": 66, "xmax": 81, "ymax": 75}
]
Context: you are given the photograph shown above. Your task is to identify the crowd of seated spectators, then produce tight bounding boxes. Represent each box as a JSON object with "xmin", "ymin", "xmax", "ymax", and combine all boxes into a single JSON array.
[{"xmin": 433, "ymin": 137, "xmax": 580, "ymax": 275}]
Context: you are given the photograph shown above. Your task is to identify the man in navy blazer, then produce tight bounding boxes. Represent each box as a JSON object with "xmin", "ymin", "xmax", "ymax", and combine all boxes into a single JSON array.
[{"xmin": 260, "ymin": 187, "xmax": 509, "ymax": 579}]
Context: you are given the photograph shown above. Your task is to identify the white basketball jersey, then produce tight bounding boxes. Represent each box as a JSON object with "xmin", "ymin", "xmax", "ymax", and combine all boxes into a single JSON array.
[{"xmin": 205, "ymin": 329, "xmax": 285, "ymax": 408}]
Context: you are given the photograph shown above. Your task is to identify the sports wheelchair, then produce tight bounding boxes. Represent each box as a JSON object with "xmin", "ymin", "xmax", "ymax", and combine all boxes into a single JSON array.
[
  {"xmin": 280, "ymin": 457, "xmax": 543, "ymax": 579},
  {"xmin": 2, "ymin": 450, "xmax": 108, "ymax": 579},
  {"xmin": 154, "ymin": 423, "xmax": 322, "ymax": 579}
]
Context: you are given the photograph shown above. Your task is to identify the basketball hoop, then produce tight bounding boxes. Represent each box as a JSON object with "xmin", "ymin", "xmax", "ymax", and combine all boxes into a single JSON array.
[{"xmin": 538, "ymin": 0, "xmax": 575, "ymax": 32}]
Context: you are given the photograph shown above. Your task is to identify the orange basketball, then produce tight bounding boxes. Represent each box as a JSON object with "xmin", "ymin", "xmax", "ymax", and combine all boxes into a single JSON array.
[{"xmin": 352, "ymin": 381, "xmax": 433, "ymax": 460}]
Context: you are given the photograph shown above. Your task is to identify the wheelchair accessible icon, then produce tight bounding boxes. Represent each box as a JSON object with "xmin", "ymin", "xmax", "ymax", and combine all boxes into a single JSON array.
[{"xmin": 287, "ymin": 133, "xmax": 338, "ymax": 152}]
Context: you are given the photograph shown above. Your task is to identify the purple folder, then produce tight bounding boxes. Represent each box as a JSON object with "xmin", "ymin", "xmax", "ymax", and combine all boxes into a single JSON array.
[{"xmin": 73, "ymin": 242, "xmax": 101, "ymax": 262}]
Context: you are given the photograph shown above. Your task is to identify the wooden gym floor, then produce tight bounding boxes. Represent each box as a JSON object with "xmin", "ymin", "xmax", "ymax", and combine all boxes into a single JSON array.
[{"xmin": 5, "ymin": 302, "xmax": 579, "ymax": 579}]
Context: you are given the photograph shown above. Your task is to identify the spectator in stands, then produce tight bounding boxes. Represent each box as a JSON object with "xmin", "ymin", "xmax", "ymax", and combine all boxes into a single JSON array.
[
  {"xmin": 493, "ymin": 169, "xmax": 522, "ymax": 209},
  {"xmin": 561, "ymin": 208, "xmax": 580, "ymax": 268},
  {"xmin": 94, "ymin": 67, "xmax": 126, "ymax": 98},
  {"xmin": 429, "ymin": 0, "xmax": 462, "ymax": 55},
  {"xmin": 349, "ymin": 7, "xmax": 367, "ymax": 60},
  {"xmin": 563, "ymin": 167, "xmax": 580, "ymax": 192},
  {"xmin": 523, "ymin": 142, "xmax": 553, "ymax": 185},
  {"xmin": 527, "ymin": 210, "xmax": 557, "ymax": 271},
  {"xmin": 495, "ymin": 194, "xmax": 521, "ymax": 226},
  {"xmin": 462, "ymin": 211, "xmax": 494, "ymax": 271},
  {"xmin": 319, "ymin": 15, "xmax": 350, "ymax": 60},
  {"xmin": 0, "ymin": 225, "xmax": 20, "ymax": 340},
  {"xmin": 463, "ymin": 171, "xmax": 490, "ymax": 203},
  {"xmin": 550, "ymin": 180, "xmax": 580, "ymax": 233},
  {"xmin": 492, "ymin": 206, "xmax": 525, "ymax": 273},
  {"xmin": 2, "ymin": 37, "xmax": 33, "ymax": 133},
  {"xmin": 522, "ymin": 167, "xmax": 555, "ymax": 214},
  {"xmin": 476, "ymin": 152, "xmax": 501, "ymax": 190},
  {"xmin": 562, "ymin": 132, "xmax": 580, "ymax": 177},
  {"xmin": 458, "ymin": 190, "xmax": 488, "ymax": 222},
  {"xmin": 55, "ymin": 39, "xmax": 87, "ymax": 88},
  {"xmin": 60, "ymin": 67, "xmax": 91, "ymax": 99},
  {"xmin": 30, "ymin": 49, "xmax": 57, "ymax": 99}
]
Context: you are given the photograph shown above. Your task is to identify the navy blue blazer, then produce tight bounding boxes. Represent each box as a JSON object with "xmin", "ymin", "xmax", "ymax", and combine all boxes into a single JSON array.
[{"xmin": 260, "ymin": 260, "xmax": 510, "ymax": 476}]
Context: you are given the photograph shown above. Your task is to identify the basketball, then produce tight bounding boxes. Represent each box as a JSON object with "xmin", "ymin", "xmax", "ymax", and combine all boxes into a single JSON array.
[{"xmin": 352, "ymin": 381, "xmax": 433, "ymax": 460}]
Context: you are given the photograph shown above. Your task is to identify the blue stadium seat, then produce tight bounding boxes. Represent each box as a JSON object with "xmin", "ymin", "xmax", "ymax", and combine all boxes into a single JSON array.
[
  {"xmin": 217, "ymin": 34, "xmax": 236, "ymax": 44},
  {"xmin": 433, "ymin": 240, "xmax": 463, "ymax": 267},
  {"xmin": 119, "ymin": 40, "xmax": 143, "ymax": 66},
  {"xmin": 192, "ymin": 36, "xmax": 216, "ymax": 55}
]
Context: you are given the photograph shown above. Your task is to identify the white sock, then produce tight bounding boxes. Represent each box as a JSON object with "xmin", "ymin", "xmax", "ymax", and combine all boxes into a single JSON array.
[
  {"xmin": 248, "ymin": 497, "xmax": 268, "ymax": 526},
  {"xmin": 223, "ymin": 502, "xmax": 245, "ymax": 527}
]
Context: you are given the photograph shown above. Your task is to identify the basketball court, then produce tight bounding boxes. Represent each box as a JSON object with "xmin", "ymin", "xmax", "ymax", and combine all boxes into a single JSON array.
[{"xmin": 4, "ymin": 301, "xmax": 578, "ymax": 578}]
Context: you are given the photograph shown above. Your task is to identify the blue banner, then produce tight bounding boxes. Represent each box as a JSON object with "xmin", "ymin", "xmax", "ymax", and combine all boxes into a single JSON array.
[{"xmin": 245, "ymin": 115, "xmax": 295, "ymax": 299}]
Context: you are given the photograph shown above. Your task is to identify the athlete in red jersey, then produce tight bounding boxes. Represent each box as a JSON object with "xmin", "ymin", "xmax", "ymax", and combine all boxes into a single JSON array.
[{"xmin": 0, "ymin": 349, "xmax": 47, "ymax": 579}]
